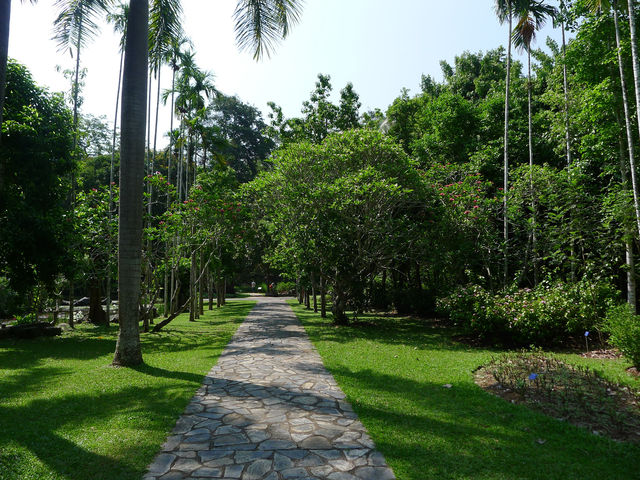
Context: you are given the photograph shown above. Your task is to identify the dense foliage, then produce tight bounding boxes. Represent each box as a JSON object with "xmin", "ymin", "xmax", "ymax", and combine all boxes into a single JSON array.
[{"xmin": 0, "ymin": 60, "xmax": 75, "ymax": 309}]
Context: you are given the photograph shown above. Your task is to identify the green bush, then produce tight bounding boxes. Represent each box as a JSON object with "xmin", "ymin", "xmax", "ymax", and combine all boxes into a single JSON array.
[
  {"xmin": 437, "ymin": 278, "xmax": 618, "ymax": 346},
  {"xmin": 277, "ymin": 281, "xmax": 296, "ymax": 295},
  {"xmin": 0, "ymin": 277, "xmax": 20, "ymax": 318},
  {"xmin": 12, "ymin": 313, "xmax": 37, "ymax": 326},
  {"xmin": 604, "ymin": 304, "xmax": 640, "ymax": 368}
]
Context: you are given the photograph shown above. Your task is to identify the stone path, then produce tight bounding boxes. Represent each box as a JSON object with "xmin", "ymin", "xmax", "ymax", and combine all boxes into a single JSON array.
[{"xmin": 144, "ymin": 297, "xmax": 396, "ymax": 480}]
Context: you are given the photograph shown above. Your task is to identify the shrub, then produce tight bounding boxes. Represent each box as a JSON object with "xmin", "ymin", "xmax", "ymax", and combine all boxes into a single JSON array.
[
  {"xmin": 276, "ymin": 281, "xmax": 296, "ymax": 295},
  {"xmin": 604, "ymin": 304, "xmax": 640, "ymax": 368},
  {"xmin": 12, "ymin": 313, "xmax": 37, "ymax": 326},
  {"xmin": 437, "ymin": 278, "xmax": 618, "ymax": 346}
]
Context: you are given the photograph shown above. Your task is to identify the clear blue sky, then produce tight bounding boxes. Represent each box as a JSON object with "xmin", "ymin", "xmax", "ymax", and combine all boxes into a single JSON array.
[{"xmin": 8, "ymin": 0, "xmax": 564, "ymax": 144}]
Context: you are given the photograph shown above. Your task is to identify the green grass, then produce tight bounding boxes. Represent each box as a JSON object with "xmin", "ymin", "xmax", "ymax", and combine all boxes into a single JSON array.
[
  {"xmin": 288, "ymin": 301, "xmax": 640, "ymax": 480},
  {"xmin": 0, "ymin": 301, "xmax": 255, "ymax": 480}
]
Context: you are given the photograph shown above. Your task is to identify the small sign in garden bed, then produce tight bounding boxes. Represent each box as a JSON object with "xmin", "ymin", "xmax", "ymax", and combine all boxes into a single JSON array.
[{"xmin": 475, "ymin": 352, "xmax": 640, "ymax": 443}]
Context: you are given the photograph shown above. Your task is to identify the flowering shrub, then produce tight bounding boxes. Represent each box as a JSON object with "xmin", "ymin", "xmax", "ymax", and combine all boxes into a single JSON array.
[{"xmin": 437, "ymin": 278, "xmax": 618, "ymax": 346}]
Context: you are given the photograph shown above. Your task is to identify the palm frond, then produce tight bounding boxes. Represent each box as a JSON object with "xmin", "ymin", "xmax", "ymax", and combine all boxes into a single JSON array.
[
  {"xmin": 149, "ymin": 0, "xmax": 184, "ymax": 71},
  {"xmin": 53, "ymin": 0, "xmax": 113, "ymax": 54},
  {"xmin": 512, "ymin": 1, "xmax": 557, "ymax": 51},
  {"xmin": 234, "ymin": 0, "xmax": 304, "ymax": 60},
  {"xmin": 106, "ymin": 2, "xmax": 129, "ymax": 51}
]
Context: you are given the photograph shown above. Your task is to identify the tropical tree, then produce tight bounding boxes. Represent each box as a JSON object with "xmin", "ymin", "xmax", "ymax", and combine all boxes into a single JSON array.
[
  {"xmin": 0, "ymin": 0, "xmax": 37, "ymax": 216},
  {"xmin": 495, "ymin": 0, "xmax": 527, "ymax": 283},
  {"xmin": 113, "ymin": 0, "xmax": 304, "ymax": 366},
  {"xmin": 512, "ymin": 0, "xmax": 556, "ymax": 283}
]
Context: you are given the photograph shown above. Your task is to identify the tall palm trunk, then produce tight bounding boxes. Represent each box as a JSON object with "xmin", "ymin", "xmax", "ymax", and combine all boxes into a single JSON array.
[
  {"xmin": 503, "ymin": 10, "xmax": 513, "ymax": 285},
  {"xmin": 561, "ymin": 19, "xmax": 572, "ymax": 166},
  {"xmin": 613, "ymin": 1, "xmax": 640, "ymax": 239},
  {"xmin": 107, "ymin": 46, "xmax": 125, "ymax": 325},
  {"xmin": 626, "ymin": 0, "xmax": 640, "ymax": 238},
  {"xmin": 164, "ymin": 61, "xmax": 177, "ymax": 317},
  {"xmin": 113, "ymin": 0, "xmax": 148, "ymax": 367},
  {"xmin": 616, "ymin": 106, "xmax": 637, "ymax": 312},
  {"xmin": 68, "ymin": 11, "xmax": 84, "ymax": 329},
  {"xmin": 527, "ymin": 46, "xmax": 538, "ymax": 285},
  {"xmin": 0, "ymin": 0, "xmax": 11, "ymax": 194}
]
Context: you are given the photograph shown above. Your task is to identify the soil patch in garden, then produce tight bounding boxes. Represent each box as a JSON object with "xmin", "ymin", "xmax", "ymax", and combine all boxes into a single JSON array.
[{"xmin": 474, "ymin": 352, "xmax": 640, "ymax": 443}]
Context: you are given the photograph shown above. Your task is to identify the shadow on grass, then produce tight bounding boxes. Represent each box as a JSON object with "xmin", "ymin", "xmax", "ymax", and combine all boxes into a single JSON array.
[
  {"xmin": 0, "ymin": 385, "xmax": 192, "ymax": 480},
  {"xmin": 289, "ymin": 302, "xmax": 640, "ymax": 479}
]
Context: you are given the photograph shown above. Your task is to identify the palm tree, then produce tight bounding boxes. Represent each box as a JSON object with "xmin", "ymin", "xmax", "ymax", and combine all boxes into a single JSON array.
[
  {"xmin": 105, "ymin": 2, "xmax": 129, "ymax": 324},
  {"xmin": 494, "ymin": 0, "xmax": 525, "ymax": 284},
  {"xmin": 54, "ymin": 0, "xmax": 113, "ymax": 326},
  {"xmin": 512, "ymin": 0, "xmax": 556, "ymax": 284},
  {"xmin": 113, "ymin": 0, "xmax": 304, "ymax": 366},
  {"xmin": 588, "ymin": 0, "xmax": 640, "ymax": 309},
  {"xmin": 113, "ymin": 0, "xmax": 148, "ymax": 366}
]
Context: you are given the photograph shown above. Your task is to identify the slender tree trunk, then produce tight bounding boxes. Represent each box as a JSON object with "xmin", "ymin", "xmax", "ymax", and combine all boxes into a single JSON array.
[
  {"xmin": 616, "ymin": 97, "xmax": 637, "ymax": 312},
  {"xmin": 68, "ymin": 282, "xmax": 75, "ymax": 328},
  {"xmin": 68, "ymin": 13, "xmax": 84, "ymax": 331},
  {"xmin": 528, "ymin": 47, "xmax": 538, "ymax": 285},
  {"xmin": 626, "ymin": 0, "xmax": 640, "ymax": 239},
  {"xmin": 113, "ymin": 0, "xmax": 148, "ymax": 367},
  {"xmin": 189, "ymin": 243, "xmax": 196, "ymax": 321},
  {"xmin": 208, "ymin": 272, "xmax": 213, "ymax": 310},
  {"xmin": 320, "ymin": 275, "xmax": 326, "ymax": 318},
  {"xmin": 613, "ymin": 2, "xmax": 640, "ymax": 239},
  {"xmin": 198, "ymin": 250, "xmax": 204, "ymax": 316},
  {"xmin": 0, "ymin": 0, "xmax": 11, "ymax": 195},
  {"xmin": 561, "ymin": 19, "xmax": 572, "ymax": 166},
  {"xmin": 503, "ymin": 11, "xmax": 513, "ymax": 286},
  {"xmin": 311, "ymin": 271, "xmax": 317, "ymax": 313},
  {"xmin": 107, "ymin": 47, "xmax": 124, "ymax": 325}
]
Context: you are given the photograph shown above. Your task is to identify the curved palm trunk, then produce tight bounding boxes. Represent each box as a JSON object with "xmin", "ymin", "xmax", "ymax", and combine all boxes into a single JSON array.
[
  {"xmin": 0, "ymin": 0, "xmax": 11, "ymax": 194},
  {"xmin": 113, "ymin": 0, "xmax": 148, "ymax": 367},
  {"xmin": 503, "ymin": 11, "xmax": 513, "ymax": 285}
]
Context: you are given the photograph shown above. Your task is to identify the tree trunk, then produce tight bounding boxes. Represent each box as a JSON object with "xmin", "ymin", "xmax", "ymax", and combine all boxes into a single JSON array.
[
  {"xmin": 68, "ymin": 281, "xmax": 75, "ymax": 328},
  {"xmin": 222, "ymin": 277, "xmax": 227, "ymax": 306},
  {"xmin": 0, "ymin": 0, "xmax": 11, "ymax": 196},
  {"xmin": 88, "ymin": 277, "xmax": 107, "ymax": 326},
  {"xmin": 311, "ymin": 271, "xmax": 318, "ymax": 313},
  {"xmin": 528, "ymin": 47, "xmax": 538, "ymax": 286},
  {"xmin": 107, "ymin": 47, "xmax": 124, "ymax": 325},
  {"xmin": 320, "ymin": 275, "xmax": 326, "ymax": 318},
  {"xmin": 189, "ymin": 247, "xmax": 196, "ymax": 321},
  {"xmin": 503, "ymin": 10, "xmax": 513, "ymax": 285},
  {"xmin": 331, "ymin": 281, "xmax": 348, "ymax": 325},
  {"xmin": 616, "ymin": 95, "xmax": 637, "ymax": 312},
  {"xmin": 113, "ymin": 0, "xmax": 148, "ymax": 367},
  {"xmin": 613, "ymin": 2, "xmax": 640, "ymax": 240},
  {"xmin": 305, "ymin": 288, "xmax": 310, "ymax": 309},
  {"xmin": 198, "ymin": 251, "xmax": 204, "ymax": 316},
  {"xmin": 208, "ymin": 272, "xmax": 213, "ymax": 310},
  {"xmin": 561, "ymin": 18, "xmax": 572, "ymax": 167}
]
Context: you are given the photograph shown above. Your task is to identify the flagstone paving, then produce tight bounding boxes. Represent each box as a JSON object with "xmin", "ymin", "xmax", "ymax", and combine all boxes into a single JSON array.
[{"xmin": 143, "ymin": 297, "xmax": 395, "ymax": 480}]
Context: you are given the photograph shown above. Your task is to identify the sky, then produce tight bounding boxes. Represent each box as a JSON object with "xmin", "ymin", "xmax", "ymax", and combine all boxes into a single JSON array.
[{"xmin": 8, "ymin": 0, "xmax": 566, "ymax": 147}]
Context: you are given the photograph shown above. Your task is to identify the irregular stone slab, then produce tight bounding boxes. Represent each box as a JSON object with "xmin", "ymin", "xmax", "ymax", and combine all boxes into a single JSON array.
[{"xmin": 145, "ymin": 297, "xmax": 395, "ymax": 479}]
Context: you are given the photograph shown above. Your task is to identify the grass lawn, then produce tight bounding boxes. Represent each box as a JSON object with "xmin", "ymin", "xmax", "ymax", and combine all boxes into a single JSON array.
[
  {"xmin": 0, "ymin": 301, "xmax": 255, "ymax": 480},
  {"xmin": 288, "ymin": 301, "xmax": 640, "ymax": 480}
]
